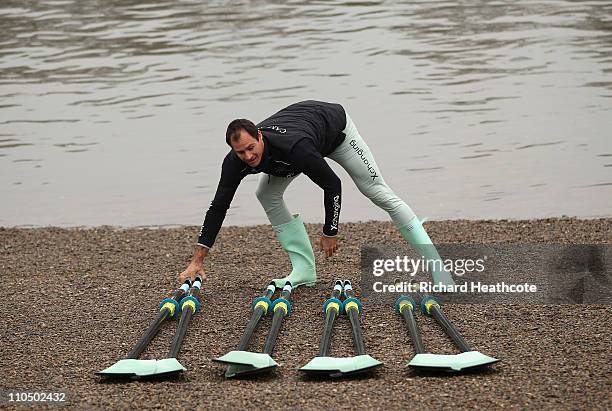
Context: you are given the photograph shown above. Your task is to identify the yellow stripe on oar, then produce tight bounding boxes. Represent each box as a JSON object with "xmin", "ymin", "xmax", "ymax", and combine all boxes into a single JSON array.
[
  {"xmin": 274, "ymin": 301, "xmax": 288, "ymax": 315},
  {"xmin": 424, "ymin": 299, "xmax": 439, "ymax": 315},
  {"xmin": 182, "ymin": 299, "xmax": 197, "ymax": 314},
  {"xmin": 254, "ymin": 300, "xmax": 270, "ymax": 315},
  {"xmin": 345, "ymin": 301, "xmax": 359, "ymax": 313},
  {"xmin": 325, "ymin": 302, "xmax": 340, "ymax": 314},
  {"xmin": 161, "ymin": 301, "xmax": 176, "ymax": 317},
  {"xmin": 399, "ymin": 300, "xmax": 413, "ymax": 314}
]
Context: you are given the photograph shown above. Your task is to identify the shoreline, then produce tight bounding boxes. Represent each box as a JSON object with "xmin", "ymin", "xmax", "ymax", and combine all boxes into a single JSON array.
[
  {"xmin": 2, "ymin": 217, "xmax": 609, "ymax": 247},
  {"xmin": 2, "ymin": 215, "xmax": 611, "ymax": 230}
]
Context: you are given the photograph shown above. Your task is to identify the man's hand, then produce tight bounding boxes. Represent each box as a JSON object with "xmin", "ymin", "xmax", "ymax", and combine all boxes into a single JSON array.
[
  {"xmin": 320, "ymin": 235, "xmax": 339, "ymax": 258},
  {"xmin": 178, "ymin": 246, "xmax": 208, "ymax": 283},
  {"xmin": 178, "ymin": 261, "xmax": 206, "ymax": 284}
]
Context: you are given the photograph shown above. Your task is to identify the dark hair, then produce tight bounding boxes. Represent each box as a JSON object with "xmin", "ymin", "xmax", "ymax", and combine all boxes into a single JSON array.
[{"xmin": 226, "ymin": 119, "xmax": 259, "ymax": 146}]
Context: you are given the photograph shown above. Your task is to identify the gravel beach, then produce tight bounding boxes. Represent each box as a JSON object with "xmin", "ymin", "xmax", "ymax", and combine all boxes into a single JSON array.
[{"xmin": 1, "ymin": 218, "xmax": 610, "ymax": 410}]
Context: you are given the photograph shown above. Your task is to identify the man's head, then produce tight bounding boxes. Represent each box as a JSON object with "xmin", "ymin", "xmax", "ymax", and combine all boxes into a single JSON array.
[{"xmin": 226, "ymin": 119, "xmax": 264, "ymax": 167}]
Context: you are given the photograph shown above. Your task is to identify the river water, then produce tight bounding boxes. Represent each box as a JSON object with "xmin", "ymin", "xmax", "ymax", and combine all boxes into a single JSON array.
[{"xmin": 1, "ymin": 0, "xmax": 610, "ymax": 228}]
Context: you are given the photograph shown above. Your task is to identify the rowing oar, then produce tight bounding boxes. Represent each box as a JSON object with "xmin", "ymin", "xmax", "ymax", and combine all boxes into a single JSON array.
[
  {"xmin": 319, "ymin": 280, "xmax": 344, "ymax": 357},
  {"xmin": 396, "ymin": 285, "xmax": 500, "ymax": 372},
  {"xmin": 154, "ymin": 276, "xmax": 203, "ymax": 377},
  {"xmin": 341, "ymin": 280, "xmax": 383, "ymax": 376},
  {"xmin": 395, "ymin": 294, "xmax": 443, "ymax": 371},
  {"xmin": 395, "ymin": 295, "xmax": 426, "ymax": 355},
  {"xmin": 227, "ymin": 281, "xmax": 293, "ymax": 377},
  {"xmin": 300, "ymin": 280, "xmax": 382, "ymax": 377},
  {"xmin": 212, "ymin": 282, "xmax": 279, "ymax": 377},
  {"xmin": 412, "ymin": 294, "xmax": 500, "ymax": 372},
  {"xmin": 236, "ymin": 282, "xmax": 276, "ymax": 352},
  {"xmin": 96, "ymin": 278, "xmax": 192, "ymax": 379},
  {"xmin": 299, "ymin": 280, "xmax": 343, "ymax": 376}
]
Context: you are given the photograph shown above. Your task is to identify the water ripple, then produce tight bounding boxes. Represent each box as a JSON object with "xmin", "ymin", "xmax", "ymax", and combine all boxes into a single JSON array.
[{"xmin": 0, "ymin": 0, "xmax": 610, "ymax": 225}]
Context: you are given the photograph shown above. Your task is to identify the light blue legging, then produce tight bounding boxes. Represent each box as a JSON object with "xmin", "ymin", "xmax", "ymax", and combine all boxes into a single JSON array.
[{"xmin": 255, "ymin": 112, "xmax": 416, "ymax": 229}]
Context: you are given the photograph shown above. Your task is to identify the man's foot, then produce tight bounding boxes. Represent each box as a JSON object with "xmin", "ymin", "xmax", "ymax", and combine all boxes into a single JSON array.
[
  {"xmin": 272, "ymin": 275, "xmax": 316, "ymax": 289},
  {"xmin": 398, "ymin": 217, "xmax": 455, "ymax": 287},
  {"xmin": 270, "ymin": 214, "xmax": 317, "ymax": 289}
]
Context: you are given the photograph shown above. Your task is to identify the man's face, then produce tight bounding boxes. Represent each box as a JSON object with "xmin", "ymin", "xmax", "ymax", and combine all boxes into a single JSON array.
[{"xmin": 230, "ymin": 129, "xmax": 264, "ymax": 167}]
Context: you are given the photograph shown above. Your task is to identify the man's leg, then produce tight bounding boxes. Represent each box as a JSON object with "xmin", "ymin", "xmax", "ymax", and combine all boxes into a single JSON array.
[
  {"xmin": 255, "ymin": 174, "xmax": 316, "ymax": 288},
  {"xmin": 328, "ymin": 113, "xmax": 454, "ymax": 286}
]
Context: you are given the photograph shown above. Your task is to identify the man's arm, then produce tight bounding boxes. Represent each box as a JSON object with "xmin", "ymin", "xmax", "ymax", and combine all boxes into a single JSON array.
[
  {"xmin": 290, "ymin": 139, "xmax": 342, "ymax": 236},
  {"xmin": 179, "ymin": 153, "xmax": 243, "ymax": 282},
  {"xmin": 197, "ymin": 178, "xmax": 242, "ymax": 247}
]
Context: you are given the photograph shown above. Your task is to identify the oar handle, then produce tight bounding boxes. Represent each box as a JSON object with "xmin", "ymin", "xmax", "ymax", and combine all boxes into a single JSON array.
[
  {"xmin": 265, "ymin": 282, "xmax": 276, "ymax": 299},
  {"xmin": 280, "ymin": 281, "xmax": 293, "ymax": 299},
  {"xmin": 173, "ymin": 277, "xmax": 194, "ymax": 300},
  {"xmin": 342, "ymin": 280, "xmax": 354, "ymax": 298},
  {"xmin": 342, "ymin": 280, "xmax": 363, "ymax": 317},
  {"xmin": 332, "ymin": 280, "xmax": 343, "ymax": 299},
  {"xmin": 271, "ymin": 281, "xmax": 293, "ymax": 317},
  {"xmin": 191, "ymin": 276, "xmax": 203, "ymax": 291},
  {"xmin": 179, "ymin": 276, "xmax": 203, "ymax": 315}
]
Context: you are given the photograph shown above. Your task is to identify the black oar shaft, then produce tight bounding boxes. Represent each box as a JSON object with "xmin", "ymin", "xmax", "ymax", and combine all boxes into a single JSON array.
[
  {"xmin": 319, "ymin": 310, "xmax": 336, "ymax": 357},
  {"xmin": 344, "ymin": 281, "xmax": 366, "ymax": 356},
  {"xmin": 237, "ymin": 309, "xmax": 265, "ymax": 351},
  {"xmin": 127, "ymin": 309, "xmax": 170, "ymax": 359},
  {"xmin": 347, "ymin": 308, "xmax": 366, "ymax": 356},
  {"xmin": 169, "ymin": 308, "xmax": 193, "ymax": 358},
  {"xmin": 236, "ymin": 284, "xmax": 276, "ymax": 351},
  {"xmin": 319, "ymin": 280, "xmax": 343, "ymax": 357},
  {"xmin": 126, "ymin": 283, "xmax": 189, "ymax": 359},
  {"xmin": 430, "ymin": 305, "xmax": 472, "ymax": 352},
  {"xmin": 168, "ymin": 278, "xmax": 202, "ymax": 358},
  {"xmin": 263, "ymin": 308, "xmax": 284, "ymax": 354},
  {"xmin": 263, "ymin": 283, "xmax": 292, "ymax": 355},
  {"xmin": 402, "ymin": 307, "xmax": 426, "ymax": 354},
  {"xmin": 126, "ymin": 279, "xmax": 191, "ymax": 359}
]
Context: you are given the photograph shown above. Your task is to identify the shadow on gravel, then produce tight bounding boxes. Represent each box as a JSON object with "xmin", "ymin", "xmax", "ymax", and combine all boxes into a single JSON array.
[
  {"xmin": 211, "ymin": 371, "xmax": 280, "ymax": 383},
  {"xmin": 299, "ymin": 371, "xmax": 384, "ymax": 382},
  {"xmin": 408, "ymin": 367, "xmax": 500, "ymax": 379},
  {"xmin": 95, "ymin": 373, "xmax": 187, "ymax": 385}
]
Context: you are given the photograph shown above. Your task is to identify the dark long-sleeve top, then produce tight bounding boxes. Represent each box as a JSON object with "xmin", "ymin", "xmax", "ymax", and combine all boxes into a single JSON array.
[{"xmin": 197, "ymin": 100, "xmax": 347, "ymax": 248}]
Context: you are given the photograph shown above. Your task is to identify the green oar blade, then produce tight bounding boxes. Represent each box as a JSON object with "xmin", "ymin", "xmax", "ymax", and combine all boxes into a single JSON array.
[
  {"xmin": 213, "ymin": 351, "xmax": 279, "ymax": 378},
  {"xmin": 408, "ymin": 351, "xmax": 500, "ymax": 372},
  {"xmin": 213, "ymin": 351, "xmax": 278, "ymax": 368},
  {"xmin": 224, "ymin": 362, "xmax": 279, "ymax": 378},
  {"xmin": 299, "ymin": 355, "xmax": 382, "ymax": 377},
  {"xmin": 154, "ymin": 358, "xmax": 186, "ymax": 377},
  {"xmin": 224, "ymin": 363, "xmax": 258, "ymax": 378},
  {"xmin": 96, "ymin": 359, "xmax": 158, "ymax": 378}
]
